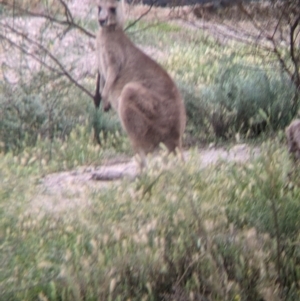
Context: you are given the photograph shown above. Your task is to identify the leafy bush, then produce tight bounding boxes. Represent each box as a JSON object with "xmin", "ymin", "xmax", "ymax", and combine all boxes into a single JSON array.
[
  {"xmin": 165, "ymin": 41, "xmax": 297, "ymax": 142},
  {"xmin": 0, "ymin": 92, "xmax": 45, "ymax": 152},
  {"xmin": 0, "ymin": 65, "xmax": 134, "ymax": 153},
  {"xmin": 0, "ymin": 81, "xmax": 127, "ymax": 154},
  {"xmin": 225, "ymin": 140, "xmax": 300, "ymax": 236},
  {"xmin": 178, "ymin": 63, "xmax": 297, "ymax": 143},
  {"xmin": 224, "ymin": 140, "xmax": 300, "ymax": 300},
  {"xmin": 0, "ymin": 83, "xmax": 80, "ymax": 153},
  {"xmin": 177, "ymin": 81, "xmax": 213, "ymax": 144},
  {"xmin": 89, "ymin": 105, "xmax": 124, "ymax": 147},
  {"xmin": 201, "ymin": 63, "xmax": 298, "ymax": 138}
]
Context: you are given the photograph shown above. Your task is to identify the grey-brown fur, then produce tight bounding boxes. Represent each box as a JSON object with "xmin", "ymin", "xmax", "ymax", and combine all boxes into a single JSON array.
[
  {"xmin": 286, "ymin": 119, "xmax": 300, "ymax": 160},
  {"xmin": 95, "ymin": 0, "xmax": 186, "ymax": 168}
]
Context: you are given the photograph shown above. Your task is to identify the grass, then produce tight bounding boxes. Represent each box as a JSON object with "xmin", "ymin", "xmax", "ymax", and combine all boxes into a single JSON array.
[{"xmin": 1, "ymin": 134, "xmax": 300, "ymax": 300}]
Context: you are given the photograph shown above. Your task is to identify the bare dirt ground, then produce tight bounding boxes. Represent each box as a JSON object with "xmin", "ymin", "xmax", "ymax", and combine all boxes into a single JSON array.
[{"xmin": 34, "ymin": 144, "xmax": 260, "ymax": 213}]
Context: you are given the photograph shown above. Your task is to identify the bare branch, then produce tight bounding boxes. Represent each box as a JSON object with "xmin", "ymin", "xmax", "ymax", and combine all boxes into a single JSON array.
[
  {"xmin": 1, "ymin": 22, "xmax": 94, "ymax": 99},
  {"xmin": 270, "ymin": 37, "xmax": 293, "ymax": 81},
  {"xmin": 237, "ymin": 2, "xmax": 267, "ymax": 38},
  {"xmin": 59, "ymin": 0, "xmax": 74, "ymax": 23},
  {"xmin": 290, "ymin": 16, "xmax": 300, "ymax": 88},
  {"xmin": 124, "ymin": 3, "xmax": 154, "ymax": 31},
  {"xmin": 0, "ymin": 32, "xmax": 62, "ymax": 76},
  {"xmin": 188, "ymin": 1, "xmax": 300, "ymax": 95},
  {"xmin": 0, "ymin": 1, "xmax": 96, "ymax": 38}
]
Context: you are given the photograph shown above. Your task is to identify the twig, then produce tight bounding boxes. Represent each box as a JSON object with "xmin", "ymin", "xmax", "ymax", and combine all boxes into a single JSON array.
[
  {"xmin": 59, "ymin": 0, "xmax": 74, "ymax": 23},
  {"xmin": 124, "ymin": 4, "xmax": 154, "ymax": 31},
  {"xmin": 290, "ymin": 16, "xmax": 300, "ymax": 89}
]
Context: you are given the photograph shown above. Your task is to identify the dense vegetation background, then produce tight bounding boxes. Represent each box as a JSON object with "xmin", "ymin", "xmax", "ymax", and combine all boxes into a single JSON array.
[{"xmin": 0, "ymin": 0, "xmax": 300, "ymax": 300}]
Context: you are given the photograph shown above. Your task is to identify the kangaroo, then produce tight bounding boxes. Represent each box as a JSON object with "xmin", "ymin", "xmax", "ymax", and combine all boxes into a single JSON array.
[{"xmin": 95, "ymin": 0, "xmax": 186, "ymax": 169}]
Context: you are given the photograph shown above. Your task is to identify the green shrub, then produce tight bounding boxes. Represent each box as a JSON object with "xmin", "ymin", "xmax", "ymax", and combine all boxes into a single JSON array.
[
  {"xmin": 178, "ymin": 63, "xmax": 297, "ymax": 143},
  {"xmin": 201, "ymin": 63, "xmax": 298, "ymax": 138},
  {"xmin": 89, "ymin": 106, "xmax": 123, "ymax": 146},
  {"xmin": 0, "ymin": 78, "xmax": 130, "ymax": 154},
  {"xmin": 0, "ymin": 91, "xmax": 46, "ymax": 152},
  {"xmin": 225, "ymin": 141, "xmax": 300, "ymax": 236},
  {"xmin": 177, "ymin": 81, "xmax": 213, "ymax": 144},
  {"xmin": 0, "ymin": 84, "xmax": 79, "ymax": 153},
  {"xmin": 225, "ymin": 140, "xmax": 300, "ymax": 300}
]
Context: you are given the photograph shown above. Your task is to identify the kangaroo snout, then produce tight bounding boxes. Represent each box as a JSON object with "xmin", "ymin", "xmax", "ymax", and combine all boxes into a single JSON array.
[{"xmin": 99, "ymin": 19, "xmax": 107, "ymax": 27}]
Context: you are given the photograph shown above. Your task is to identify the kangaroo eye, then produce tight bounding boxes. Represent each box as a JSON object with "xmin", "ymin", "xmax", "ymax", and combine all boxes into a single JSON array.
[
  {"xmin": 98, "ymin": 6, "xmax": 102, "ymax": 13},
  {"xmin": 110, "ymin": 7, "xmax": 116, "ymax": 14}
]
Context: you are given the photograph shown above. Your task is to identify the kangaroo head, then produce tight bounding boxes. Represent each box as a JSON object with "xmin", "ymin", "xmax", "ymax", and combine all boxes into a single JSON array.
[{"xmin": 97, "ymin": 0, "xmax": 124, "ymax": 29}]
